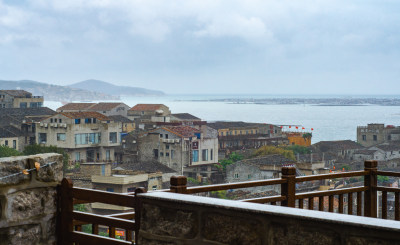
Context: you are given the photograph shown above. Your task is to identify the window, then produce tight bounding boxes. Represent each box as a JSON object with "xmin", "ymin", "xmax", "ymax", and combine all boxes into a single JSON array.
[
  {"xmin": 141, "ymin": 111, "xmax": 144, "ymax": 115},
  {"xmin": 373, "ymin": 135, "xmax": 377, "ymax": 141},
  {"xmin": 85, "ymin": 118, "xmax": 92, "ymax": 124},
  {"xmin": 93, "ymin": 118, "xmax": 96, "ymax": 123},
  {"xmin": 75, "ymin": 133, "xmax": 101, "ymax": 145},
  {"xmin": 39, "ymin": 133, "xmax": 47, "ymax": 143},
  {"xmin": 160, "ymin": 134, "xmax": 163, "ymax": 138},
  {"xmin": 160, "ymin": 152, "xmax": 164, "ymax": 157},
  {"xmin": 109, "ymin": 132, "xmax": 117, "ymax": 143},
  {"xmin": 171, "ymin": 150, "xmax": 174, "ymax": 159},
  {"xmin": 202, "ymin": 149, "xmax": 208, "ymax": 161},
  {"xmin": 166, "ymin": 152, "xmax": 169, "ymax": 157},
  {"xmin": 166, "ymin": 145, "xmax": 170, "ymax": 150},
  {"xmin": 106, "ymin": 150, "xmax": 110, "ymax": 161},
  {"xmin": 75, "ymin": 152, "xmax": 80, "ymax": 161},
  {"xmin": 152, "ymin": 185, "xmax": 158, "ymax": 191},
  {"xmin": 193, "ymin": 150, "xmax": 199, "ymax": 162},
  {"xmin": 50, "ymin": 118, "xmax": 53, "ymax": 123},
  {"xmin": 234, "ymin": 173, "xmax": 239, "ymax": 179},
  {"xmin": 165, "ymin": 134, "xmax": 168, "ymax": 139},
  {"xmin": 248, "ymin": 174, "xmax": 252, "ymax": 179},
  {"xmin": 75, "ymin": 119, "xmax": 81, "ymax": 124},
  {"xmin": 12, "ymin": 140, "xmax": 16, "ymax": 149},
  {"xmin": 57, "ymin": 133, "xmax": 66, "ymax": 141},
  {"xmin": 20, "ymin": 102, "xmax": 27, "ymax": 108},
  {"xmin": 127, "ymin": 187, "xmax": 136, "ymax": 192},
  {"xmin": 210, "ymin": 149, "xmax": 213, "ymax": 161},
  {"xmin": 106, "ymin": 188, "xmax": 114, "ymax": 192},
  {"xmin": 4, "ymin": 140, "xmax": 8, "ymax": 146},
  {"xmin": 153, "ymin": 149, "xmax": 159, "ymax": 158},
  {"xmin": 362, "ymin": 135, "xmax": 366, "ymax": 141},
  {"xmin": 388, "ymin": 135, "xmax": 392, "ymax": 140},
  {"xmin": 59, "ymin": 119, "xmax": 62, "ymax": 123}
]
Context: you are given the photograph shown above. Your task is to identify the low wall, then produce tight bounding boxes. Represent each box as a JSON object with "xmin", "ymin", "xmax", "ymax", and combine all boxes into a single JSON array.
[
  {"xmin": 138, "ymin": 192, "xmax": 400, "ymax": 245},
  {"xmin": 0, "ymin": 153, "xmax": 63, "ymax": 245}
]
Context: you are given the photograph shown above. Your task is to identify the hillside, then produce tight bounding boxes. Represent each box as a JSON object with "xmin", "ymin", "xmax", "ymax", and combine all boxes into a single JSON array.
[
  {"xmin": 0, "ymin": 80, "xmax": 119, "ymax": 102},
  {"xmin": 69, "ymin": 79, "xmax": 165, "ymax": 96}
]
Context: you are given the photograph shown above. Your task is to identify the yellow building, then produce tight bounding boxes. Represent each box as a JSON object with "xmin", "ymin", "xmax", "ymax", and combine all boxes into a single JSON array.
[{"xmin": 286, "ymin": 132, "xmax": 312, "ymax": 146}]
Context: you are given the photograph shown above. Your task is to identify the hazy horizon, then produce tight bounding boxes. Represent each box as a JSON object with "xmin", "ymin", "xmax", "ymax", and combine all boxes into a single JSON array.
[{"xmin": 1, "ymin": 1, "xmax": 400, "ymax": 94}]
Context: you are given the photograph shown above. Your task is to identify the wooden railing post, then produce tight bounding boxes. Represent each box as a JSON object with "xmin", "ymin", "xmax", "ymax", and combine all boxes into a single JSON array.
[
  {"xmin": 364, "ymin": 160, "xmax": 378, "ymax": 218},
  {"xmin": 281, "ymin": 166, "xmax": 296, "ymax": 208},
  {"xmin": 134, "ymin": 187, "xmax": 146, "ymax": 245},
  {"xmin": 59, "ymin": 178, "xmax": 73, "ymax": 245},
  {"xmin": 170, "ymin": 176, "xmax": 187, "ymax": 193}
]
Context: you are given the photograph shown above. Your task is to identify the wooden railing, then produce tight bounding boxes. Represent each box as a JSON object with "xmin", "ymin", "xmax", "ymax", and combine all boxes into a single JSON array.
[
  {"xmin": 168, "ymin": 160, "xmax": 400, "ymax": 220},
  {"xmin": 58, "ymin": 178, "xmax": 145, "ymax": 245}
]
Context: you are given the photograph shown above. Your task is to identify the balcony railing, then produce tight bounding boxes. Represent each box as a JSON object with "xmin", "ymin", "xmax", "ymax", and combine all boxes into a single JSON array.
[
  {"xmin": 58, "ymin": 179, "xmax": 145, "ymax": 245},
  {"xmin": 167, "ymin": 160, "xmax": 400, "ymax": 219},
  {"xmin": 58, "ymin": 160, "xmax": 400, "ymax": 244}
]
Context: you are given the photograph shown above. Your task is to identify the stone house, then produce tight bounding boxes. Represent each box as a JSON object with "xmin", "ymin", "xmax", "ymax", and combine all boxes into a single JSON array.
[
  {"xmin": 369, "ymin": 143, "xmax": 400, "ymax": 160},
  {"xmin": 353, "ymin": 149, "xmax": 386, "ymax": 161},
  {"xmin": 109, "ymin": 115, "xmax": 135, "ymax": 133},
  {"xmin": 357, "ymin": 123, "xmax": 400, "ymax": 147},
  {"xmin": 0, "ymin": 107, "xmax": 56, "ymax": 148},
  {"xmin": 57, "ymin": 102, "xmax": 130, "ymax": 117},
  {"xmin": 0, "ymin": 90, "xmax": 43, "ymax": 108},
  {"xmin": 35, "ymin": 111, "xmax": 121, "ymax": 163},
  {"xmin": 137, "ymin": 125, "xmax": 218, "ymax": 173},
  {"xmin": 226, "ymin": 155, "xmax": 295, "ymax": 193},
  {"xmin": 128, "ymin": 104, "xmax": 171, "ymax": 123},
  {"xmin": 311, "ymin": 140, "xmax": 364, "ymax": 160},
  {"xmin": 207, "ymin": 121, "xmax": 284, "ymax": 150},
  {"xmin": 0, "ymin": 126, "xmax": 26, "ymax": 151}
]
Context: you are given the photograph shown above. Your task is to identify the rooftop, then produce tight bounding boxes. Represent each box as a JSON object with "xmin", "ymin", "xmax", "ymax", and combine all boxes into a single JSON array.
[
  {"xmin": 207, "ymin": 121, "xmax": 268, "ymax": 130},
  {"xmin": 171, "ymin": 113, "xmax": 201, "ymax": 121},
  {"xmin": 88, "ymin": 102, "xmax": 127, "ymax": 111},
  {"xmin": 56, "ymin": 103, "xmax": 96, "ymax": 111},
  {"xmin": 312, "ymin": 140, "xmax": 364, "ymax": 152},
  {"xmin": 129, "ymin": 104, "xmax": 166, "ymax": 111},
  {"xmin": 0, "ymin": 89, "xmax": 32, "ymax": 97},
  {"xmin": 108, "ymin": 115, "xmax": 133, "ymax": 123},
  {"xmin": 163, "ymin": 126, "xmax": 200, "ymax": 137},
  {"xmin": 59, "ymin": 111, "xmax": 110, "ymax": 121},
  {"xmin": 112, "ymin": 161, "xmax": 176, "ymax": 174}
]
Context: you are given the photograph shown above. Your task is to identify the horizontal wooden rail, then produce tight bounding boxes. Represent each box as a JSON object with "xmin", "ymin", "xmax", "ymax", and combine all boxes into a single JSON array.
[
  {"xmin": 106, "ymin": 211, "xmax": 135, "ymax": 219},
  {"xmin": 375, "ymin": 186, "xmax": 400, "ymax": 193},
  {"xmin": 72, "ymin": 187, "xmax": 135, "ymax": 207},
  {"xmin": 295, "ymin": 171, "xmax": 368, "ymax": 183},
  {"xmin": 72, "ymin": 211, "xmax": 136, "ymax": 231},
  {"xmin": 376, "ymin": 171, "xmax": 400, "ymax": 178},
  {"xmin": 241, "ymin": 195, "xmax": 286, "ymax": 204},
  {"xmin": 295, "ymin": 187, "xmax": 368, "ymax": 200},
  {"xmin": 70, "ymin": 231, "xmax": 132, "ymax": 245},
  {"xmin": 184, "ymin": 178, "xmax": 286, "ymax": 194}
]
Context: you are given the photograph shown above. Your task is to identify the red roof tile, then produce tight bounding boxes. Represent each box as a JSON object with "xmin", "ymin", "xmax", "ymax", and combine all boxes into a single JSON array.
[
  {"xmin": 57, "ymin": 103, "xmax": 96, "ymax": 111},
  {"xmin": 129, "ymin": 104, "xmax": 165, "ymax": 111},
  {"xmin": 60, "ymin": 112, "xmax": 110, "ymax": 121},
  {"xmin": 89, "ymin": 103, "xmax": 126, "ymax": 111},
  {"xmin": 163, "ymin": 126, "xmax": 200, "ymax": 137}
]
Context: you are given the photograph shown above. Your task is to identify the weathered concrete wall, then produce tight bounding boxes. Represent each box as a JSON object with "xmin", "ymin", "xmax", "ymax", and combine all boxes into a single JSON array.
[
  {"xmin": 138, "ymin": 192, "xmax": 400, "ymax": 245},
  {"xmin": 0, "ymin": 153, "xmax": 63, "ymax": 245}
]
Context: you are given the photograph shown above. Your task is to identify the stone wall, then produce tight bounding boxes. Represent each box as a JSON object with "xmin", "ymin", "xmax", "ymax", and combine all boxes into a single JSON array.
[
  {"xmin": 138, "ymin": 192, "xmax": 400, "ymax": 245},
  {"xmin": 0, "ymin": 153, "xmax": 63, "ymax": 245}
]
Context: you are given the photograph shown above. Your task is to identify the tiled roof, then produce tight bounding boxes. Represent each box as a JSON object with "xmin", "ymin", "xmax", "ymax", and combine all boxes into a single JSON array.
[
  {"xmin": 0, "ymin": 108, "xmax": 56, "ymax": 124},
  {"xmin": 112, "ymin": 161, "xmax": 176, "ymax": 174},
  {"xmin": 0, "ymin": 125, "xmax": 27, "ymax": 138},
  {"xmin": 238, "ymin": 154, "xmax": 296, "ymax": 168},
  {"xmin": 89, "ymin": 103, "xmax": 126, "ymax": 111},
  {"xmin": 312, "ymin": 140, "xmax": 363, "ymax": 152},
  {"xmin": 354, "ymin": 149, "xmax": 378, "ymax": 155},
  {"xmin": 57, "ymin": 103, "xmax": 96, "ymax": 111},
  {"xmin": 374, "ymin": 144, "xmax": 400, "ymax": 152},
  {"xmin": 0, "ymin": 90, "xmax": 31, "ymax": 97},
  {"xmin": 163, "ymin": 126, "xmax": 200, "ymax": 137},
  {"xmin": 129, "ymin": 104, "xmax": 165, "ymax": 111},
  {"xmin": 108, "ymin": 115, "xmax": 133, "ymax": 123},
  {"xmin": 207, "ymin": 121, "xmax": 266, "ymax": 130},
  {"xmin": 59, "ymin": 112, "xmax": 110, "ymax": 121},
  {"xmin": 171, "ymin": 113, "xmax": 201, "ymax": 120}
]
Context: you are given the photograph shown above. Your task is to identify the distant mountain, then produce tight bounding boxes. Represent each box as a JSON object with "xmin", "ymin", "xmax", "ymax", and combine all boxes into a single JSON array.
[
  {"xmin": 0, "ymin": 80, "xmax": 119, "ymax": 102},
  {"xmin": 69, "ymin": 79, "xmax": 165, "ymax": 96}
]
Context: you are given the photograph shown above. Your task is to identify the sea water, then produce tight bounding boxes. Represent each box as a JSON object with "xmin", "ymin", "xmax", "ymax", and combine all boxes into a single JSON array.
[{"xmin": 44, "ymin": 94, "xmax": 400, "ymax": 144}]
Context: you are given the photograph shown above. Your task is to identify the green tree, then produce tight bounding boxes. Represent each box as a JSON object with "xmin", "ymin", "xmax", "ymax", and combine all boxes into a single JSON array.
[
  {"xmin": 253, "ymin": 146, "xmax": 296, "ymax": 161},
  {"xmin": 285, "ymin": 145, "xmax": 311, "ymax": 155},
  {"xmin": 218, "ymin": 152, "xmax": 244, "ymax": 170},
  {"xmin": 0, "ymin": 145, "xmax": 21, "ymax": 158},
  {"xmin": 23, "ymin": 144, "xmax": 69, "ymax": 170}
]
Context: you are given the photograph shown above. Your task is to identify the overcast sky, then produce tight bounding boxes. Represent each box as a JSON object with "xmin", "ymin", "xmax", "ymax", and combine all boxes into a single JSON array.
[{"xmin": 0, "ymin": 0, "xmax": 399, "ymax": 94}]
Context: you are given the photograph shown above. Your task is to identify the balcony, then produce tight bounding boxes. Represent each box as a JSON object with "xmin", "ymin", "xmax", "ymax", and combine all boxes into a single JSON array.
[{"xmin": 2, "ymin": 154, "xmax": 400, "ymax": 244}]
